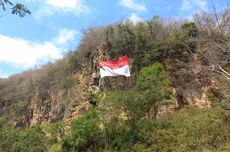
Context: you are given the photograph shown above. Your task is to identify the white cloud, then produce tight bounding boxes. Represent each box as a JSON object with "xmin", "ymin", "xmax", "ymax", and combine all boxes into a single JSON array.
[
  {"xmin": 34, "ymin": 7, "xmax": 54, "ymax": 20},
  {"xmin": 54, "ymin": 29, "xmax": 78, "ymax": 46},
  {"xmin": 196, "ymin": 0, "xmax": 208, "ymax": 10},
  {"xmin": 119, "ymin": 0, "xmax": 146, "ymax": 12},
  {"xmin": 180, "ymin": 0, "xmax": 208, "ymax": 11},
  {"xmin": 0, "ymin": 69, "xmax": 8, "ymax": 78},
  {"xmin": 129, "ymin": 13, "xmax": 144, "ymax": 25},
  {"xmin": 31, "ymin": 0, "xmax": 90, "ymax": 20},
  {"xmin": 46, "ymin": 0, "xmax": 77, "ymax": 9},
  {"xmin": 0, "ymin": 35, "xmax": 62, "ymax": 68},
  {"xmin": 0, "ymin": 28, "xmax": 78, "ymax": 68},
  {"xmin": 181, "ymin": 0, "xmax": 192, "ymax": 11},
  {"xmin": 45, "ymin": 0, "xmax": 90, "ymax": 13}
]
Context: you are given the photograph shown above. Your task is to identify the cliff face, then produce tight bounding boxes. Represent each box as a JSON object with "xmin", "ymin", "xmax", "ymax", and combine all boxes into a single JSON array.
[
  {"xmin": 0, "ymin": 43, "xmax": 216, "ymax": 127},
  {"xmin": 0, "ymin": 43, "xmax": 105, "ymax": 127},
  {"xmin": 1, "ymin": 19, "xmax": 229, "ymax": 127}
]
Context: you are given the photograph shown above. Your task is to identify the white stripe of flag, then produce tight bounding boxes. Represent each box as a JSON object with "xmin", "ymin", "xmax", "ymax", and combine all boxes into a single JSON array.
[{"xmin": 98, "ymin": 55, "xmax": 131, "ymax": 78}]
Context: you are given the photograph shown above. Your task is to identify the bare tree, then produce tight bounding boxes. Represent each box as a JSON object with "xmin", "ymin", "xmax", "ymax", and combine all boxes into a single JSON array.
[{"xmin": 193, "ymin": 9, "xmax": 230, "ymax": 81}]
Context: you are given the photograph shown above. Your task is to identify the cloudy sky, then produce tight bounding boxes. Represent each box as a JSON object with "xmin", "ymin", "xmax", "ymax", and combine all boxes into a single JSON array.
[{"xmin": 0, "ymin": 0, "xmax": 228, "ymax": 77}]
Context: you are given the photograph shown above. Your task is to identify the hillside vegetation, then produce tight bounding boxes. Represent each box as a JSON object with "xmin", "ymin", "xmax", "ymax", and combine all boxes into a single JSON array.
[{"xmin": 0, "ymin": 10, "xmax": 230, "ymax": 151}]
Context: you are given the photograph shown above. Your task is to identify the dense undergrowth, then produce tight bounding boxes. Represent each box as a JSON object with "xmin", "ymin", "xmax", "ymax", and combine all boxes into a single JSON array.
[
  {"xmin": 0, "ymin": 106, "xmax": 229, "ymax": 152},
  {"xmin": 0, "ymin": 62, "xmax": 230, "ymax": 152}
]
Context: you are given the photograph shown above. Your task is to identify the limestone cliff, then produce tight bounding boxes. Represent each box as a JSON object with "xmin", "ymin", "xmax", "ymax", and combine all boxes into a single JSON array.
[
  {"xmin": 1, "ymin": 20, "xmax": 229, "ymax": 127},
  {"xmin": 0, "ymin": 43, "xmax": 218, "ymax": 128}
]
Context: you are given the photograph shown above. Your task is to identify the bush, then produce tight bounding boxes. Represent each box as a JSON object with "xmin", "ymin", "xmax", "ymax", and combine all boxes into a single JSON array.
[
  {"xmin": 59, "ymin": 76, "xmax": 74, "ymax": 90},
  {"xmin": 148, "ymin": 107, "xmax": 230, "ymax": 152},
  {"xmin": 103, "ymin": 117, "xmax": 133, "ymax": 151},
  {"xmin": 17, "ymin": 125, "xmax": 47, "ymax": 152},
  {"xmin": 104, "ymin": 90, "xmax": 145, "ymax": 128},
  {"xmin": 62, "ymin": 109, "xmax": 103, "ymax": 152},
  {"xmin": 0, "ymin": 122, "xmax": 47, "ymax": 152},
  {"xmin": 137, "ymin": 63, "xmax": 171, "ymax": 118},
  {"xmin": 44, "ymin": 122, "xmax": 65, "ymax": 145}
]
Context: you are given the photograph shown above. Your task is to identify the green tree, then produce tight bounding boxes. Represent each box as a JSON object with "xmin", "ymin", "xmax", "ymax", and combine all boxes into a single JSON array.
[
  {"xmin": 101, "ymin": 90, "xmax": 146, "ymax": 150},
  {"xmin": 0, "ymin": 117, "xmax": 6, "ymax": 140},
  {"xmin": 105, "ymin": 90, "xmax": 144, "ymax": 128},
  {"xmin": 148, "ymin": 107, "xmax": 230, "ymax": 152},
  {"xmin": 137, "ymin": 63, "xmax": 171, "ymax": 119},
  {"xmin": 13, "ymin": 125, "xmax": 47, "ymax": 152},
  {"xmin": 0, "ymin": 119, "xmax": 21, "ymax": 152},
  {"xmin": 62, "ymin": 109, "xmax": 103, "ymax": 152},
  {"xmin": 134, "ymin": 22, "xmax": 149, "ymax": 71},
  {"xmin": 103, "ymin": 117, "xmax": 133, "ymax": 151},
  {"xmin": 106, "ymin": 23, "xmax": 135, "ymax": 58},
  {"xmin": 0, "ymin": 0, "xmax": 31, "ymax": 17}
]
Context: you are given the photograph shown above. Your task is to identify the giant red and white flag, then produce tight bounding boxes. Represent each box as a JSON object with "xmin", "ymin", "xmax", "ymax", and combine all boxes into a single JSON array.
[{"xmin": 98, "ymin": 55, "xmax": 131, "ymax": 78}]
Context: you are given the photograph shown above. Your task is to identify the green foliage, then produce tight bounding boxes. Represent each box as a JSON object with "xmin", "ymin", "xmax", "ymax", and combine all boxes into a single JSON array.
[
  {"xmin": 0, "ymin": 12, "xmax": 230, "ymax": 152},
  {"xmin": 14, "ymin": 125, "xmax": 47, "ymax": 152},
  {"xmin": 181, "ymin": 22, "xmax": 197, "ymax": 31},
  {"xmin": 171, "ymin": 108, "xmax": 229, "ymax": 151},
  {"xmin": 48, "ymin": 143, "xmax": 62, "ymax": 152},
  {"xmin": 87, "ymin": 91, "xmax": 106, "ymax": 106},
  {"xmin": 106, "ymin": 24, "xmax": 136, "ymax": 58},
  {"xmin": 47, "ymin": 122, "xmax": 64, "ymax": 136},
  {"xmin": 64, "ymin": 51, "xmax": 80, "ymax": 74},
  {"xmin": 59, "ymin": 76, "xmax": 74, "ymax": 90},
  {"xmin": 136, "ymin": 118, "xmax": 160, "ymax": 144},
  {"xmin": 1, "ymin": 106, "xmax": 229, "ymax": 152},
  {"xmin": 148, "ymin": 107, "xmax": 230, "ymax": 152},
  {"xmin": 0, "ymin": 121, "xmax": 47, "ymax": 152},
  {"xmin": 11, "ymin": 3, "xmax": 31, "ymax": 17},
  {"xmin": 0, "ymin": 0, "xmax": 31, "ymax": 17},
  {"xmin": 62, "ymin": 109, "xmax": 103, "ymax": 152},
  {"xmin": 103, "ymin": 117, "xmax": 133, "ymax": 151},
  {"xmin": 10, "ymin": 100, "xmax": 28, "ymax": 115},
  {"xmin": 137, "ymin": 63, "xmax": 171, "ymax": 118},
  {"xmin": 2, "ymin": 128, "xmax": 21, "ymax": 152},
  {"xmin": 37, "ymin": 75, "xmax": 52, "ymax": 101},
  {"xmin": 207, "ymin": 90, "xmax": 221, "ymax": 105},
  {"xmin": 104, "ymin": 90, "xmax": 144, "ymax": 127},
  {"xmin": 44, "ymin": 122, "xmax": 64, "ymax": 145},
  {"xmin": 102, "ymin": 90, "xmax": 145, "ymax": 150},
  {"xmin": 98, "ymin": 64, "xmax": 172, "ymax": 150}
]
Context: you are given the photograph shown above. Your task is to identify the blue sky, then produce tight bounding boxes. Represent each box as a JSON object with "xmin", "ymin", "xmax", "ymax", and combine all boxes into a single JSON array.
[{"xmin": 0, "ymin": 0, "xmax": 228, "ymax": 78}]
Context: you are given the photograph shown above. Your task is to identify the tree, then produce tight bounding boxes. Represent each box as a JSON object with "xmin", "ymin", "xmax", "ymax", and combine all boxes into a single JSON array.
[
  {"xmin": 193, "ymin": 10, "xmax": 230, "ymax": 81},
  {"xmin": 62, "ymin": 109, "xmax": 103, "ymax": 152},
  {"xmin": 0, "ymin": 0, "xmax": 31, "ymax": 17},
  {"xmin": 12, "ymin": 125, "xmax": 47, "ymax": 152},
  {"xmin": 136, "ymin": 63, "xmax": 171, "ymax": 119},
  {"xmin": 105, "ymin": 90, "xmax": 145, "ymax": 128},
  {"xmin": 102, "ymin": 90, "xmax": 146, "ymax": 150}
]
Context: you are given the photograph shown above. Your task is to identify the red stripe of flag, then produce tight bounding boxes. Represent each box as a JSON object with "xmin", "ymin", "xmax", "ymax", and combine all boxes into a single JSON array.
[{"xmin": 98, "ymin": 55, "xmax": 128, "ymax": 70}]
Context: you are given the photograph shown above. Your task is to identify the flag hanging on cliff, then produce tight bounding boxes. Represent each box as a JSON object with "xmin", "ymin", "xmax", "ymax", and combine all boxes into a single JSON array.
[{"xmin": 98, "ymin": 55, "xmax": 131, "ymax": 78}]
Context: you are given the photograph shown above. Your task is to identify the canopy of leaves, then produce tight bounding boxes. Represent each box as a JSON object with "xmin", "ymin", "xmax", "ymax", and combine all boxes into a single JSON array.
[
  {"xmin": 137, "ymin": 63, "xmax": 171, "ymax": 117},
  {"xmin": 0, "ymin": 0, "xmax": 31, "ymax": 17},
  {"xmin": 62, "ymin": 109, "xmax": 103, "ymax": 152}
]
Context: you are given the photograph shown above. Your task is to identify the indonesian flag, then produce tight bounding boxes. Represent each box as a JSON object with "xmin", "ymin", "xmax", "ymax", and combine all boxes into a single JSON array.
[{"xmin": 98, "ymin": 55, "xmax": 131, "ymax": 78}]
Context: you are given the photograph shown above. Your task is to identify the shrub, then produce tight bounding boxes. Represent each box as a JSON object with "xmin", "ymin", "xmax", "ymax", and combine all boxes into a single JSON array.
[
  {"xmin": 148, "ymin": 107, "xmax": 230, "ymax": 152},
  {"xmin": 104, "ymin": 90, "xmax": 145, "ymax": 128},
  {"xmin": 59, "ymin": 76, "xmax": 74, "ymax": 90},
  {"xmin": 103, "ymin": 117, "xmax": 133, "ymax": 151},
  {"xmin": 136, "ymin": 63, "xmax": 171, "ymax": 119},
  {"xmin": 0, "ymin": 122, "xmax": 47, "ymax": 152},
  {"xmin": 62, "ymin": 109, "xmax": 103, "ymax": 152},
  {"xmin": 18, "ymin": 125, "xmax": 47, "ymax": 152}
]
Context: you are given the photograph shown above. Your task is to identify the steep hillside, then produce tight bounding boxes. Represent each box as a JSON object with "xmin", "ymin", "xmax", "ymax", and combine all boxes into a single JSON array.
[
  {"xmin": 0, "ymin": 13, "xmax": 230, "ymax": 128},
  {"xmin": 0, "ymin": 11, "xmax": 230, "ymax": 151}
]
